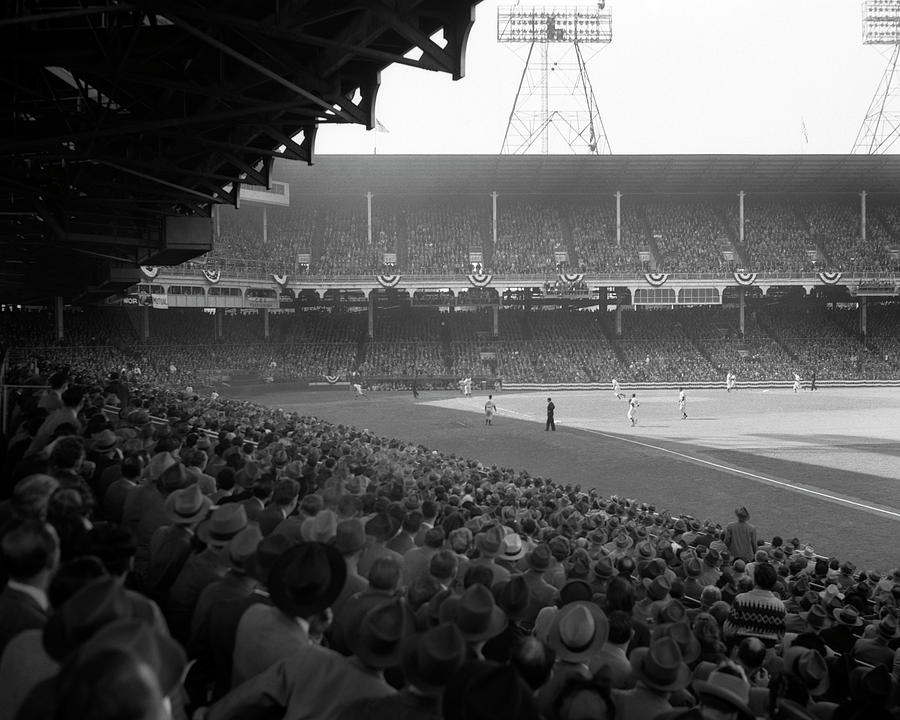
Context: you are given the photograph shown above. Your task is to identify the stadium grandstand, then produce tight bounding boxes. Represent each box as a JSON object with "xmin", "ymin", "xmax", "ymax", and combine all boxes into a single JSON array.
[{"xmin": 2, "ymin": 3, "xmax": 900, "ymax": 720}]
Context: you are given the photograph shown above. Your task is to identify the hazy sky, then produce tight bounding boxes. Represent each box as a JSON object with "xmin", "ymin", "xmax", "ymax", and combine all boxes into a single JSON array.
[{"xmin": 315, "ymin": 0, "xmax": 892, "ymax": 155}]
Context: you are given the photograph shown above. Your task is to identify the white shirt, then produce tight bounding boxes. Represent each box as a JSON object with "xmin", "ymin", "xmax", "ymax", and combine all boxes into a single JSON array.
[{"xmin": 7, "ymin": 580, "xmax": 49, "ymax": 612}]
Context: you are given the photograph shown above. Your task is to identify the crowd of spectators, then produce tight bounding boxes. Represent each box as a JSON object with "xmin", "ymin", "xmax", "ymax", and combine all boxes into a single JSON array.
[
  {"xmin": 196, "ymin": 194, "xmax": 900, "ymax": 276},
  {"xmin": 1, "ymin": 347, "xmax": 900, "ymax": 720},
  {"xmin": 4, "ymin": 302, "xmax": 900, "ymax": 386}
]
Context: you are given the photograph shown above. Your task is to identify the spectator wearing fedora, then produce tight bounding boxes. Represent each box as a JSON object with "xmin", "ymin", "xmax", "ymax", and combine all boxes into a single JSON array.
[
  {"xmin": 469, "ymin": 525, "xmax": 511, "ymax": 586},
  {"xmin": 438, "ymin": 583, "xmax": 507, "ymax": 660},
  {"xmin": 613, "ymin": 636, "xmax": 693, "ymax": 719},
  {"xmin": 338, "ymin": 607, "xmax": 460, "ymax": 720},
  {"xmin": 166, "ymin": 504, "xmax": 248, "ymax": 644},
  {"xmin": 588, "ymin": 609, "xmax": 634, "ymax": 688},
  {"xmin": 520, "ymin": 544, "xmax": 560, "ymax": 626},
  {"xmin": 207, "ymin": 558, "xmax": 398, "ymax": 720},
  {"xmin": 851, "ymin": 614, "xmax": 900, "ymax": 668},
  {"xmin": 188, "ymin": 524, "xmax": 262, "ymax": 646},
  {"xmin": 357, "ymin": 513, "xmax": 402, "ymax": 580},
  {"xmin": 535, "ymin": 601, "xmax": 609, "ymax": 715},
  {"xmin": 231, "ymin": 541, "xmax": 345, "ymax": 687},
  {"xmin": 386, "ymin": 510, "xmax": 422, "ymax": 556},
  {"xmin": 181, "ymin": 447, "xmax": 218, "ymax": 497},
  {"xmin": 101, "ymin": 454, "xmax": 142, "ymax": 524},
  {"xmin": 330, "ymin": 519, "xmax": 369, "ymax": 620},
  {"xmin": 693, "ymin": 660, "xmax": 756, "ymax": 720},
  {"xmin": 331, "ymin": 556, "xmax": 402, "ymax": 656},
  {"xmin": 697, "ymin": 549, "xmax": 723, "ymax": 592},
  {"xmin": 724, "ymin": 507, "xmax": 757, "ymax": 563},
  {"xmin": 443, "ymin": 659, "xmax": 540, "ymax": 720},
  {"xmin": 820, "ymin": 606, "xmax": 865, "ymax": 655},
  {"xmin": 203, "ymin": 533, "xmax": 294, "ymax": 701},
  {"xmin": 144, "ymin": 483, "xmax": 211, "ymax": 603}
]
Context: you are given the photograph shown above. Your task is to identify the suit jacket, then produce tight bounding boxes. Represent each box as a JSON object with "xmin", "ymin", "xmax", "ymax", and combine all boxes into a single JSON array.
[
  {"xmin": 209, "ymin": 645, "xmax": 395, "ymax": 720},
  {"xmin": 166, "ymin": 547, "xmax": 228, "ymax": 644},
  {"xmin": 144, "ymin": 524, "xmax": 194, "ymax": 601},
  {"xmin": 402, "ymin": 546, "xmax": 438, "ymax": 587},
  {"xmin": 357, "ymin": 543, "xmax": 403, "ymax": 581},
  {"xmin": 207, "ymin": 591, "xmax": 270, "ymax": 700},
  {"xmin": 231, "ymin": 604, "xmax": 309, "ymax": 687},
  {"xmin": 851, "ymin": 637, "xmax": 895, "ymax": 668},
  {"xmin": 385, "ymin": 532, "xmax": 415, "ymax": 557},
  {"xmin": 256, "ymin": 505, "xmax": 288, "ymax": 537},
  {"xmin": 0, "ymin": 585, "xmax": 47, "ymax": 659},
  {"xmin": 121, "ymin": 482, "xmax": 168, "ymax": 577},
  {"xmin": 820, "ymin": 624, "xmax": 861, "ymax": 656},
  {"xmin": 0, "ymin": 629, "xmax": 57, "ymax": 720}
]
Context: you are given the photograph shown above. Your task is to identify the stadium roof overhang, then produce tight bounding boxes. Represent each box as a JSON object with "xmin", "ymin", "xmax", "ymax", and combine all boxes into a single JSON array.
[
  {"xmin": 281, "ymin": 153, "xmax": 900, "ymax": 197},
  {"xmin": 0, "ymin": 0, "xmax": 481, "ymax": 305}
]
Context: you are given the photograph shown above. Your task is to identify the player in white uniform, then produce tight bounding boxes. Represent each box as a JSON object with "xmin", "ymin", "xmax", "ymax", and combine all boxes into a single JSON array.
[
  {"xmin": 353, "ymin": 382, "xmax": 367, "ymax": 398},
  {"xmin": 484, "ymin": 395, "xmax": 497, "ymax": 425},
  {"xmin": 726, "ymin": 371, "xmax": 736, "ymax": 392},
  {"xmin": 612, "ymin": 378, "xmax": 625, "ymax": 399},
  {"xmin": 678, "ymin": 388, "xmax": 687, "ymax": 420},
  {"xmin": 792, "ymin": 372, "xmax": 802, "ymax": 393},
  {"xmin": 627, "ymin": 393, "xmax": 640, "ymax": 426}
]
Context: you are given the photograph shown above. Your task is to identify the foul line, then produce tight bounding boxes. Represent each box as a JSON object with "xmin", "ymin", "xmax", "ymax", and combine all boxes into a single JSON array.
[{"xmin": 579, "ymin": 427, "xmax": 900, "ymax": 521}]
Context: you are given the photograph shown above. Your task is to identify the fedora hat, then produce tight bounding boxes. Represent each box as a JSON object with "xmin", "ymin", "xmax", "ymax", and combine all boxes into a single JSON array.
[
  {"xmin": 269, "ymin": 541, "xmax": 346, "ymax": 618},
  {"xmin": 474, "ymin": 525, "xmax": 505, "ymax": 558},
  {"xmin": 500, "ymin": 533, "xmax": 527, "ymax": 562},
  {"xmin": 704, "ymin": 548, "xmax": 722, "ymax": 567},
  {"xmin": 651, "ymin": 599, "xmax": 688, "ymax": 627},
  {"xmin": 163, "ymin": 484, "xmax": 211, "ymax": 526},
  {"xmin": 245, "ymin": 532, "xmax": 293, "ymax": 584},
  {"xmin": 613, "ymin": 531, "xmax": 633, "ymax": 550},
  {"xmin": 439, "ymin": 583, "xmax": 506, "ymax": 642},
  {"xmin": 92, "ymin": 429, "xmax": 118, "ymax": 453},
  {"xmin": 636, "ymin": 540, "xmax": 656, "ymax": 561},
  {"xmin": 401, "ymin": 622, "xmax": 466, "ymax": 694},
  {"xmin": 875, "ymin": 614, "xmax": 900, "ymax": 640},
  {"xmin": 653, "ymin": 621, "xmax": 700, "ymax": 664},
  {"xmin": 146, "ymin": 452, "xmax": 176, "ymax": 482},
  {"xmin": 643, "ymin": 575, "xmax": 672, "ymax": 602},
  {"xmin": 546, "ymin": 601, "xmax": 608, "ymax": 663},
  {"xmin": 43, "ymin": 578, "xmax": 135, "ymax": 662},
  {"xmin": 802, "ymin": 545, "xmax": 816, "ymax": 559},
  {"xmin": 197, "ymin": 503, "xmax": 248, "ymax": 548},
  {"xmin": 349, "ymin": 598, "xmax": 412, "ymax": 668},
  {"xmin": 365, "ymin": 513, "xmax": 399, "ymax": 543},
  {"xmin": 783, "ymin": 646, "xmax": 829, "ymax": 696},
  {"xmin": 301, "ymin": 510, "xmax": 337, "ymax": 543},
  {"xmin": 526, "ymin": 544, "xmax": 552, "ymax": 572},
  {"xmin": 496, "ymin": 575, "xmax": 531, "ymax": 622},
  {"xmin": 74, "ymin": 619, "xmax": 186, "ymax": 698},
  {"xmin": 684, "ymin": 557, "xmax": 702, "ymax": 578},
  {"xmin": 818, "ymin": 584, "xmax": 844, "ymax": 606},
  {"xmin": 592, "ymin": 558, "xmax": 614, "ymax": 580},
  {"xmin": 832, "ymin": 606, "xmax": 863, "ymax": 627},
  {"xmin": 334, "ymin": 519, "xmax": 365, "ymax": 554},
  {"xmin": 228, "ymin": 524, "xmax": 263, "ymax": 571},
  {"xmin": 694, "ymin": 667, "xmax": 753, "ymax": 719},
  {"xmin": 630, "ymin": 637, "xmax": 692, "ymax": 692},
  {"xmin": 799, "ymin": 604, "xmax": 830, "ymax": 631}
]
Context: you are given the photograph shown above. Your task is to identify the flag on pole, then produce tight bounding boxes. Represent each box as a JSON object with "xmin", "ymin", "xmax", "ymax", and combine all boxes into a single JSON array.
[
  {"xmin": 801, "ymin": 118, "xmax": 809, "ymax": 143},
  {"xmin": 375, "ymin": 119, "xmax": 390, "ymax": 134}
]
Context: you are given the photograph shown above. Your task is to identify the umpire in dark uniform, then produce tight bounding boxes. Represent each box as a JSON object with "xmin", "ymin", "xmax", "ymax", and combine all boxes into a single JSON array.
[{"xmin": 545, "ymin": 397, "xmax": 556, "ymax": 431}]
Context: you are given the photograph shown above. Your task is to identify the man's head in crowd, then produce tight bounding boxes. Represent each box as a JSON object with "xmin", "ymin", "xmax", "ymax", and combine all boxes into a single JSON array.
[{"xmin": 2, "ymin": 520, "xmax": 61, "ymax": 586}]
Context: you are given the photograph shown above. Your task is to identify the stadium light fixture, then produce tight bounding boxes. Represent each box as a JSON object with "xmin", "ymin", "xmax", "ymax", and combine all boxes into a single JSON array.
[{"xmin": 853, "ymin": 0, "xmax": 900, "ymax": 152}]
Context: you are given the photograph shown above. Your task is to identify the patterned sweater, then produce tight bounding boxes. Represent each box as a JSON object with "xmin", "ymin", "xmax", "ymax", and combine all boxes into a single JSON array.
[{"xmin": 723, "ymin": 588, "xmax": 786, "ymax": 644}]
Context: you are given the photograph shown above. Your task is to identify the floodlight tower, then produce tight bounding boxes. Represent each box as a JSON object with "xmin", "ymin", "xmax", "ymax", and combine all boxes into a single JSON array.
[
  {"xmin": 498, "ymin": 4, "xmax": 612, "ymax": 155},
  {"xmin": 853, "ymin": 0, "xmax": 900, "ymax": 154}
]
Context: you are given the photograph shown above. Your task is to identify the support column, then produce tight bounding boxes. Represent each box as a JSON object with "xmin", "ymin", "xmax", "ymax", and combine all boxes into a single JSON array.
[
  {"xmin": 860, "ymin": 296, "xmax": 867, "ymax": 338},
  {"xmin": 262, "ymin": 308, "xmax": 269, "ymax": 339},
  {"xmin": 367, "ymin": 291, "xmax": 375, "ymax": 339},
  {"xmin": 262, "ymin": 206, "xmax": 268, "ymax": 245},
  {"xmin": 860, "ymin": 190, "xmax": 867, "ymax": 242},
  {"xmin": 738, "ymin": 191, "xmax": 745, "ymax": 244},
  {"xmin": 141, "ymin": 305, "xmax": 150, "ymax": 340},
  {"xmin": 615, "ymin": 191, "xmax": 622, "ymax": 248},
  {"xmin": 492, "ymin": 305, "xmax": 499, "ymax": 337},
  {"xmin": 615, "ymin": 304, "xmax": 622, "ymax": 336},
  {"xmin": 491, "ymin": 191, "xmax": 498, "ymax": 248},
  {"xmin": 366, "ymin": 191, "xmax": 373, "ymax": 246},
  {"xmin": 215, "ymin": 310, "xmax": 223, "ymax": 340},
  {"xmin": 739, "ymin": 286, "xmax": 746, "ymax": 336},
  {"xmin": 54, "ymin": 296, "xmax": 64, "ymax": 342}
]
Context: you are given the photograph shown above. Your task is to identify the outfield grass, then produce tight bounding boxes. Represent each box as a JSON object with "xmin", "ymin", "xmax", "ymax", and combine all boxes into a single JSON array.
[{"xmin": 237, "ymin": 385, "xmax": 900, "ymax": 572}]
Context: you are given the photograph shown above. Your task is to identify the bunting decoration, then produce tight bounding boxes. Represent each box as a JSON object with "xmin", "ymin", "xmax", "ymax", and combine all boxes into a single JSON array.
[
  {"xmin": 202, "ymin": 269, "xmax": 221, "ymax": 284},
  {"xmin": 559, "ymin": 272, "xmax": 584, "ymax": 284},
  {"xmin": 376, "ymin": 274, "xmax": 401, "ymax": 289},
  {"xmin": 818, "ymin": 271, "xmax": 843, "ymax": 285},
  {"xmin": 644, "ymin": 272, "xmax": 669, "ymax": 287},
  {"xmin": 272, "ymin": 273, "xmax": 288, "ymax": 287},
  {"xmin": 140, "ymin": 266, "xmax": 159, "ymax": 279},
  {"xmin": 468, "ymin": 272, "xmax": 493, "ymax": 288},
  {"xmin": 324, "ymin": 375, "xmax": 341, "ymax": 385},
  {"xmin": 733, "ymin": 271, "xmax": 758, "ymax": 286}
]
